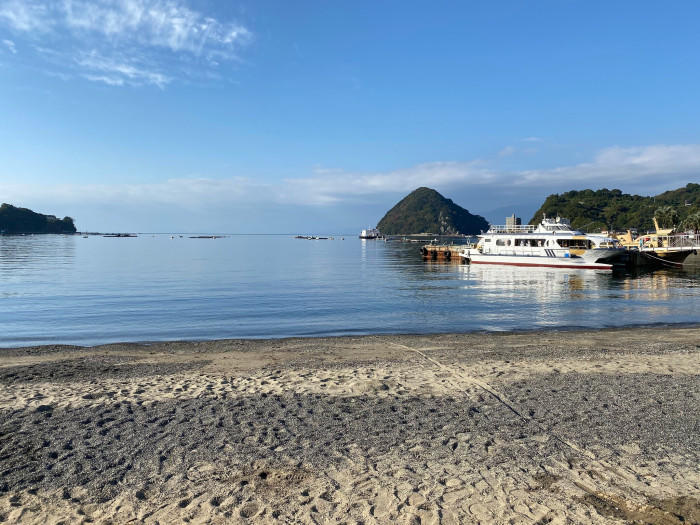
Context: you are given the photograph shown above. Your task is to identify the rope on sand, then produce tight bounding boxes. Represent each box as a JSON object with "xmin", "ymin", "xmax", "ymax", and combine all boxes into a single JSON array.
[
  {"xmin": 386, "ymin": 340, "xmax": 674, "ymax": 514},
  {"xmin": 388, "ymin": 341, "xmax": 597, "ymax": 460}
]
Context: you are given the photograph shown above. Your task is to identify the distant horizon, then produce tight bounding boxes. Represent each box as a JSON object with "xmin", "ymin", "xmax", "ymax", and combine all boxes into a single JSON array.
[
  {"xmin": 4, "ymin": 180, "xmax": 696, "ymax": 233},
  {"xmin": 2, "ymin": 181, "xmax": 692, "ymax": 231}
]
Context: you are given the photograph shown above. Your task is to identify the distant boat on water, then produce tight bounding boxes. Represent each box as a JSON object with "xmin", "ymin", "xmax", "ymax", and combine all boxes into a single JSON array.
[{"xmin": 359, "ymin": 228, "xmax": 382, "ymax": 239}]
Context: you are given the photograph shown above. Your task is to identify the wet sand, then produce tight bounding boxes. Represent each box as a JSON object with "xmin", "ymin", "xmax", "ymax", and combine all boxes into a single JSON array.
[{"xmin": 0, "ymin": 327, "xmax": 699, "ymax": 524}]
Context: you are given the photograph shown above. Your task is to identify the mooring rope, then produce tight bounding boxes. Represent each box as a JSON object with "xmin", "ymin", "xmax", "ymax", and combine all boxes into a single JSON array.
[{"xmin": 639, "ymin": 251, "xmax": 685, "ymax": 267}]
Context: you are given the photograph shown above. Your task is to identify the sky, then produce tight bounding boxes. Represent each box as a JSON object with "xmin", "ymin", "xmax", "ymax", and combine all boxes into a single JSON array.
[{"xmin": 0, "ymin": 0, "xmax": 699, "ymax": 233}]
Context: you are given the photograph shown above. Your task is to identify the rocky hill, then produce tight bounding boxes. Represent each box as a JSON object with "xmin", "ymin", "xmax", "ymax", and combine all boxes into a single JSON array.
[
  {"xmin": 0, "ymin": 203, "xmax": 76, "ymax": 234},
  {"xmin": 377, "ymin": 187, "xmax": 488, "ymax": 235},
  {"xmin": 529, "ymin": 183, "xmax": 700, "ymax": 232}
]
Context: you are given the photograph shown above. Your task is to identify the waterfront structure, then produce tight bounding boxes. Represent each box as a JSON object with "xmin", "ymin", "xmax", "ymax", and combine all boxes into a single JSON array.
[
  {"xmin": 505, "ymin": 214, "xmax": 521, "ymax": 229},
  {"xmin": 613, "ymin": 218, "xmax": 698, "ymax": 267},
  {"xmin": 458, "ymin": 216, "xmax": 624, "ymax": 270}
]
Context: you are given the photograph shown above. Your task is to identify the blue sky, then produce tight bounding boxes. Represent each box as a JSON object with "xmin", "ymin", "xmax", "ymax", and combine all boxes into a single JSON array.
[{"xmin": 1, "ymin": 1, "xmax": 699, "ymax": 232}]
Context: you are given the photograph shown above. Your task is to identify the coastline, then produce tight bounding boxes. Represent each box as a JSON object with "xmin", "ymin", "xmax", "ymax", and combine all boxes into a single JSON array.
[
  {"xmin": 1, "ymin": 327, "xmax": 698, "ymax": 523},
  {"xmin": 4, "ymin": 321, "xmax": 700, "ymax": 351}
]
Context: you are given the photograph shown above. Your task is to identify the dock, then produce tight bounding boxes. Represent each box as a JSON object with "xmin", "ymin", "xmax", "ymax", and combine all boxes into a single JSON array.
[{"xmin": 419, "ymin": 244, "xmax": 468, "ymax": 261}]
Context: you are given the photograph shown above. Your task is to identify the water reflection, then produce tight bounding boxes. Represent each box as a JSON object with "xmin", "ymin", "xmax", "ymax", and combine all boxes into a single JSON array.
[
  {"xmin": 457, "ymin": 264, "xmax": 599, "ymax": 303},
  {"xmin": 0, "ymin": 235, "xmax": 76, "ymax": 291},
  {"xmin": 0, "ymin": 234, "xmax": 76, "ymax": 268},
  {"xmin": 0, "ymin": 235, "xmax": 697, "ymax": 347}
]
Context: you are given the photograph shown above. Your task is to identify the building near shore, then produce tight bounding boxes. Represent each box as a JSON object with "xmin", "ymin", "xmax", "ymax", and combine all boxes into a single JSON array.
[{"xmin": 506, "ymin": 214, "xmax": 521, "ymax": 229}]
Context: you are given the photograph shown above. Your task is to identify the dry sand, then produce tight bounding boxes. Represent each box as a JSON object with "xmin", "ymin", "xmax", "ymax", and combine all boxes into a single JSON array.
[{"xmin": 0, "ymin": 326, "xmax": 698, "ymax": 524}]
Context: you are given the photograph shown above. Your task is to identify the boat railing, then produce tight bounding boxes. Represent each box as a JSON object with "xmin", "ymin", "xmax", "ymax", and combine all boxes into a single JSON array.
[
  {"xmin": 474, "ymin": 246, "xmax": 570, "ymax": 257},
  {"xmin": 636, "ymin": 234, "xmax": 700, "ymax": 249},
  {"xmin": 487, "ymin": 224, "xmax": 536, "ymax": 234}
]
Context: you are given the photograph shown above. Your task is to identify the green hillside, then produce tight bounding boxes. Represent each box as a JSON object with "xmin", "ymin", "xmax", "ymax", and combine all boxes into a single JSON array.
[
  {"xmin": 528, "ymin": 183, "xmax": 700, "ymax": 232},
  {"xmin": 0, "ymin": 203, "xmax": 77, "ymax": 234},
  {"xmin": 377, "ymin": 187, "xmax": 488, "ymax": 235}
]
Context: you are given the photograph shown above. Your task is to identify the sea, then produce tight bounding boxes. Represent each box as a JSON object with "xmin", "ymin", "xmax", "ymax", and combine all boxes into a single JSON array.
[{"xmin": 1, "ymin": 234, "xmax": 698, "ymax": 347}]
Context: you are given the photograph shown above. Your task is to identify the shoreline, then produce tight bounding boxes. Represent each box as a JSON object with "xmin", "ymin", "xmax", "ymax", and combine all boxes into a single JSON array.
[
  {"xmin": 3, "ymin": 320, "xmax": 700, "ymax": 353},
  {"xmin": 1, "ymin": 326, "xmax": 698, "ymax": 523}
]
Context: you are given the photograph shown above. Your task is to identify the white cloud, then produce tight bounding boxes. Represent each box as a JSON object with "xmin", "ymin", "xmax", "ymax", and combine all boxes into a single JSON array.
[
  {"xmin": 0, "ymin": 0, "xmax": 48, "ymax": 31},
  {"xmin": 280, "ymin": 161, "xmax": 497, "ymax": 205},
  {"xmin": 521, "ymin": 136, "xmax": 543, "ymax": 142},
  {"xmin": 498, "ymin": 146, "xmax": 516, "ymax": 157},
  {"xmin": 518, "ymin": 144, "xmax": 700, "ymax": 189},
  {"xmin": 282, "ymin": 144, "xmax": 700, "ymax": 204},
  {"xmin": 60, "ymin": 0, "xmax": 251, "ymax": 56},
  {"xmin": 0, "ymin": 177, "xmax": 267, "ymax": 210},
  {"xmin": 2, "ymin": 144, "xmax": 698, "ymax": 211},
  {"xmin": 83, "ymin": 73, "xmax": 124, "ymax": 86},
  {"xmin": 2, "ymin": 38, "xmax": 16, "ymax": 53},
  {"xmin": 77, "ymin": 50, "xmax": 170, "ymax": 87},
  {"xmin": 0, "ymin": 0, "xmax": 251, "ymax": 86}
]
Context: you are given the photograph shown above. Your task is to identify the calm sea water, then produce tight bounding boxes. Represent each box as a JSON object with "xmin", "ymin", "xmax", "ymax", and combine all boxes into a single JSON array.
[{"xmin": 0, "ymin": 234, "xmax": 698, "ymax": 347}]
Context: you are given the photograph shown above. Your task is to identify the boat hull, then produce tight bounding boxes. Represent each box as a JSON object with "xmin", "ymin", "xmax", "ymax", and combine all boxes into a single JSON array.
[
  {"xmin": 462, "ymin": 253, "xmax": 613, "ymax": 271},
  {"xmin": 625, "ymin": 248, "xmax": 695, "ymax": 268},
  {"xmin": 580, "ymin": 247, "xmax": 627, "ymax": 264}
]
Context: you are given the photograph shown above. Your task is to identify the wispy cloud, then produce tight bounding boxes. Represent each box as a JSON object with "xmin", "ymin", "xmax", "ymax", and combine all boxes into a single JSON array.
[
  {"xmin": 60, "ymin": 0, "xmax": 251, "ymax": 57},
  {"xmin": 77, "ymin": 50, "xmax": 170, "ymax": 87},
  {"xmin": 0, "ymin": 0, "xmax": 251, "ymax": 86},
  {"xmin": 518, "ymin": 144, "xmax": 700, "ymax": 188},
  {"xmin": 280, "ymin": 144, "xmax": 700, "ymax": 204},
  {"xmin": 498, "ymin": 146, "xmax": 516, "ymax": 157},
  {"xmin": 0, "ymin": 0, "xmax": 48, "ymax": 31},
  {"xmin": 2, "ymin": 144, "xmax": 699, "ymax": 210},
  {"xmin": 83, "ymin": 73, "xmax": 123, "ymax": 86},
  {"xmin": 1, "ymin": 38, "xmax": 16, "ymax": 53},
  {"xmin": 282, "ymin": 161, "xmax": 495, "ymax": 205}
]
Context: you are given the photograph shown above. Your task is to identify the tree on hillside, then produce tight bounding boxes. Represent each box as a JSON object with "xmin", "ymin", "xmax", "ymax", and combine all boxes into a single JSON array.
[
  {"xmin": 681, "ymin": 211, "xmax": 700, "ymax": 233},
  {"xmin": 654, "ymin": 206, "xmax": 679, "ymax": 229},
  {"xmin": 528, "ymin": 185, "xmax": 700, "ymax": 231}
]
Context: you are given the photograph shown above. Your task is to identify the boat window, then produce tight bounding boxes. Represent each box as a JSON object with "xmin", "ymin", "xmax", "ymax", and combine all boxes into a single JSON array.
[
  {"xmin": 483, "ymin": 238, "xmax": 491, "ymax": 242},
  {"xmin": 506, "ymin": 240, "xmax": 511, "ymax": 246},
  {"xmin": 496, "ymin": 239, "xmax": 506, "ymax": 246}
]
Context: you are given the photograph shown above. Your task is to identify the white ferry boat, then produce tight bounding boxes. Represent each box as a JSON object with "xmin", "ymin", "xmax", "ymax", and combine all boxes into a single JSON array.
[
  {"xmin": 459, "ymin": 216, "xmax": 625, "ymax": 271},
  {"xmin": 359, "ymin": 228, "xmax": 382, "ymax": 239}
]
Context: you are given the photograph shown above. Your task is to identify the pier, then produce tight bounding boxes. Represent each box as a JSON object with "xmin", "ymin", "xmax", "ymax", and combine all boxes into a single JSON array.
[{"xmin": 419, "ymin": 244, "xmax": 467, "ymax": 261}]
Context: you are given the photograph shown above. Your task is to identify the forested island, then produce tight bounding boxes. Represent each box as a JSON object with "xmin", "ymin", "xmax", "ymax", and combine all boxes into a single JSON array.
[
  {"xmin": 529, "ymin": 183, "xmax": 700, "ymax": 232},
  {"xmin": 377, "ymin": 187, "xmax": 489, "ymax": 235},
  {"xmin": 0, "ymin": 203, "xmax": 77, "ymax": 234}
]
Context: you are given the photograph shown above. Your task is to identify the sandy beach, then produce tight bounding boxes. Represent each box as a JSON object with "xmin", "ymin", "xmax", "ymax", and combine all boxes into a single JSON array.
[{"xmin": 0, "ymin": 326, "xmax": 698, "ymax": 524}]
